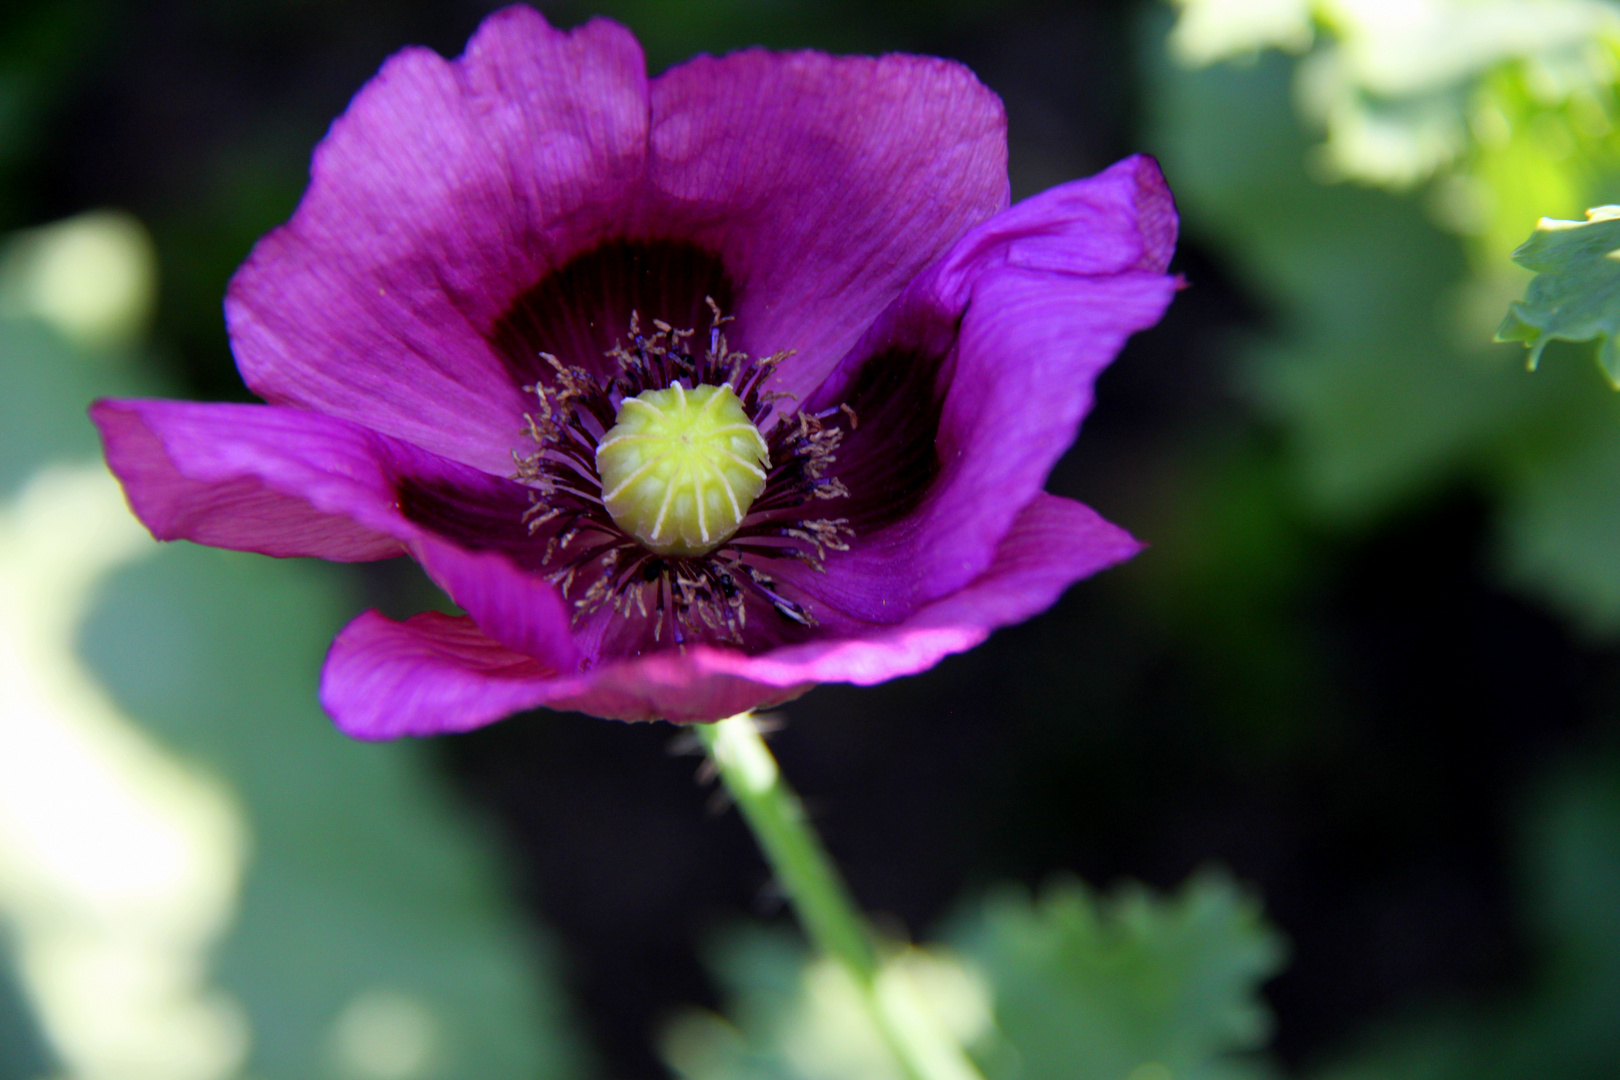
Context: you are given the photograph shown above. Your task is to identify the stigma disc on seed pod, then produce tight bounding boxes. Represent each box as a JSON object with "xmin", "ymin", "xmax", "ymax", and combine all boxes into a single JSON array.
[{"xmin": 594, "ymin": 382, "xmax": 771, "ymax": 557}]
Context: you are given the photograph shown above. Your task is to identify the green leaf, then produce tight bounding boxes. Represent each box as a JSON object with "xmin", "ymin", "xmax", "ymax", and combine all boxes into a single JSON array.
[
  {"xmin": 1498, "ymin": 207, "xmax": 1620, "ymax": 386},
  {"xmin": 956, "ymin": 870, "xmax": 1286, "ymax": 1080},
  {"xmin": 660, "ymin": 871, "xmax": 1286, "ymax": 1080}
]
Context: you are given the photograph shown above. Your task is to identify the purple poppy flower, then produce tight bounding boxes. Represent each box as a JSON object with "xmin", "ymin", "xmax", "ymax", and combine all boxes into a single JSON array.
[{"xmin": 91, "ymin": 6, "xmax": 1179, "ymax": 738}]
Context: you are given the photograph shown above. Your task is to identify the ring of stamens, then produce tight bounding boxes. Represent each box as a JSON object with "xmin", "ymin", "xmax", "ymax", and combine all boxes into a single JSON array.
[{"xmin": 512, "ymin": 299, "xmax": 853, "ymax": 648}]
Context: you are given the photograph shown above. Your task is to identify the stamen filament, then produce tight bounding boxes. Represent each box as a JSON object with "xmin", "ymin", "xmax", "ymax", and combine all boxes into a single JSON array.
[{"xmin": 512, "ymin": 304, "xmax": 852, "ymax": 643}]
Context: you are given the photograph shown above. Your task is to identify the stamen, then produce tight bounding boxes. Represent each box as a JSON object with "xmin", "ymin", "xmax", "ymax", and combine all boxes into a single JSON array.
[{"xmin": 510, "ymin": 301, "xmax": 855, "ymax": 646}]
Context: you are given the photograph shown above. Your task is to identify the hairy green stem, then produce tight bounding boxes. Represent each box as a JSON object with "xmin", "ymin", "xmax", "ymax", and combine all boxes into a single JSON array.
[{"xmin": 696, "ymin": 712, "xmax": 985, "ymax": 1080}]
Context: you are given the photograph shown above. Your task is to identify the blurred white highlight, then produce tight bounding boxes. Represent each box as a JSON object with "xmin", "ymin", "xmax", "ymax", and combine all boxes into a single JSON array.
[
  {"xmin": 1169, "ymin": 0, "xmax": 1313, "ymax": 65},
  {"xmin": 872, "ymin": 950, "xmax": 993, "ymax": 1080},
  {"xmin": 1169, "ymin": 0, "xmax": 1620, "ymax": 188},
  {"xmin": 330, "ymin": 988, "xmax": 441, "ymax": 1080},
  {"xmin": 663, "ymin": 944, "xmax": 992, "ymax": 1080},
  {"xmin": 0, "ymin": 210, "xmax": 157, "ymax": 348},
  {"xmin": 0, "ymin": 463, "xmax": 249, "ymax": 1079},
  {"xmin": 710, "ymin": 713, "xmax": 778, "ymax": 794}
]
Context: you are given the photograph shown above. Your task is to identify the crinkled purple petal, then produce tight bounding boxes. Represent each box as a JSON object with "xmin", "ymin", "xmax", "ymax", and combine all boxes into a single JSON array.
[
  {"xmin": 110, "ymin": 6, "xmax": 1181, "ymax": 739},
  {"xmin": 410, "ymin": 534, "xmax": 578, "ymax": 669},
  {"xmin": 322, "ymin": 608, "xmax": 812, "ymax": 737},
  {"xmin": 648, "ymin": 47, "xmax": 1009, "ymax": 397},
  {"xmin": 229, "ymin": 7, "xmax": 1010, "ymax": 475},
  {"xmin": 754, "ymin": 494, "xmax": 1141, "ymax": 685},
  {"xmin": 316, "ymin": 493, "xmax": 1134, "ymax": 733},
  {"xmin": 92, "ymin": 399, "xmax": 409, "ymax": 560},
  {"xmin": 931, "ymin": 152, "xmax": 1176, "ymax": 283},
  {"xmin": 566, "ymin": 494, "xmax": 1138, "ymax": 722},
  {"xmin": 786, "ymin": 154, "xmax": 1177, "ymax": 623},
  {"xmin": 91, "ymin": 397, "xmax": 580, "ymax": 670},
  {"xmin": 226, "ymin": 8, "xmax": 651, "ymax": 473},
  {"xmin": 322, "ymin": 611, "xmax": 572, "ymax": 740},
  {"xmin": 588, "ymin": 494, "xmax": 1140, "ymax": 719}
]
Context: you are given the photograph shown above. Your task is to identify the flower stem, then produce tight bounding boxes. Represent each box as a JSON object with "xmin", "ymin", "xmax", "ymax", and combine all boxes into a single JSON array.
[{"xmin": 695, "ymin": 712, "xmax": 985, "ymax": 1080}]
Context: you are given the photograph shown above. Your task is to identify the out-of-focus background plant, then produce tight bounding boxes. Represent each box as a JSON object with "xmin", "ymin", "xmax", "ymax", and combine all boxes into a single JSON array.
[{"xmin": 3, "ymin": 1, "xmax": 1620, "ymax": 1078}]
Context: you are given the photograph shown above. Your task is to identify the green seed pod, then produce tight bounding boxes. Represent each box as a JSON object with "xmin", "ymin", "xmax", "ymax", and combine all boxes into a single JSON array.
[{"xmin": 595, "ymin": 382, "xmax": 771, "ymax": 557}]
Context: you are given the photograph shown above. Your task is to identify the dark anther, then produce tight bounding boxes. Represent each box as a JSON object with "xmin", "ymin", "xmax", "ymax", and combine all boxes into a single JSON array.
[{"xmin": 510, "ymin": 301, "xmax": 853, "ymax": 649}]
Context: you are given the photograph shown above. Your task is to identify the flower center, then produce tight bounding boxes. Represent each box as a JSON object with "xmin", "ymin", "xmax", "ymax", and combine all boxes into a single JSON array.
[
  {"xmin": 510, "ymin": 301, "xmax": 855, "ymax": 645},
  {"xmin": 595, "ymin": 382, "xmax": 771, "ymax": 557}
]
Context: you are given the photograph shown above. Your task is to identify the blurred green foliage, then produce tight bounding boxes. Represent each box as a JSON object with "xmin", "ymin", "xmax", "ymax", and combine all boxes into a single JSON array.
[
  {"xmin": 1168, "ymin": 0, "xmax": 1620, "ymax": 201},
  {"xmin": 1149, "ymin": 1, "xmax": 1620, "ymax": 631},
  {"xmin": 0, "ymin": 206, "xmax": 586, "ymax": 1080},
  {"xmin": 1148, "ymin": 4, "xmax": 1620, "ymax": 1078},
  {"xmin": 661, "ymin": 873, "xmax": 1285, "ymax": 1080},
  {"xmin": 662, "ymin": 754, "xmax": 1620, "ymax": 1080},
  {"xmin": 0, "ymin": 965, "xmax": 50, "ymax": 1080},
  {"xmin": 957, "ymin": 872, "xmax": 1285, "ymax": 1080},
  {"xmin": 82, "ymin": 543, "xmax": 588, "ymax": 1080}
]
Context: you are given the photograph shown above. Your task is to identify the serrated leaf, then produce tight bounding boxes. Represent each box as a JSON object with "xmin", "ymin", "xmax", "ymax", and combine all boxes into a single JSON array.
[
  {"xmin": 1498, "ymin": 207, "xmax": 1620, "ymax": 386},
  {"xmin": 955, "ymin": 870, "xmax": 1286, "ymax": 1080},
  {"xmin": 661, "ymin": 872, "xmax": 1285, "ymax": 1080}
]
